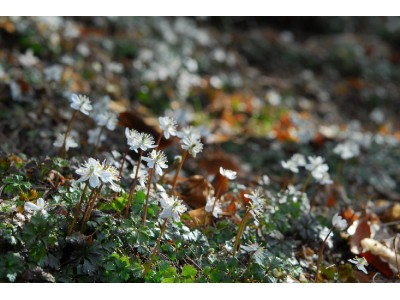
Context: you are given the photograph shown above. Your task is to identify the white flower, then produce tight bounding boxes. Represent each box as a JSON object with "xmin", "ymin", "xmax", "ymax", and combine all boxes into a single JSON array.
[
  {"xmin": 305, "ymin": 156, "xmax": 331, "ymax": 184},
  {"xmin": 99, "ymin": 163, "xmax": 121, "ymax": 192},
  {"xmin": 53, "ymin": 133, "xmax": 78, "ymax": 151},
  {"xmin": 180, "ymin": 135, "xmax": 203, "ymax": 157},
  {"xmin": 245, "ymin": 190, "xmax": 265, "ymax": 220},
  {"xmin": 333, "ymin": 141, "xmax": 360, "ymax": 160},
  {"xmin": 142, "ymin": 150, "xmax": 168, "ymax": 176},
  {"xmin": 88, "ymin": 127, "xmax": 106, "ymax": 145},
  {"xmin": 159, "ymin": 193, "xmax": 187, "ymax": 222},
  {"xmin": 24, "ymin": 198, "xmax": 46, "ymax": 214},
  {"xmin": 75, "ymin": 157, "xmax": 103, "ymax": 188},
  {"xmin": 18, "ymin": 49, "xmax": 39, "ymax": 67},
  {"xmin": 69, "ymin": 94, "xmax": 92, "ymax": 115},
  {"xmin": 158, "ymin": 116, "xmax": 177, "ymax": 139},
  {"xmin": 348, "ymin": 256, "xmax": 368, "ymax": 274},
  {"xmin": 281, "ymin": 153, "xmax": 306, "ymax": 173},
  {"xmin": 96, "ymin": 111, "xmax": 118, "ymax": 131},
  {"xmin": 219, "ymin": 167, "xmax": 237, "ymax": 180},
  {"xmin": 332, "ymin": 213, "xmax": 347, "ymax": 230},
  {"xmin": 125, "ymin": 128, "xmax": 156, "ymax": 153},
  {"xmin": 177, "ymin": 126, "xmax": 201, "ymax": 140},
  {"xmin": 205, "ymin": 196, "xmax": 222, "ymax": 218}
]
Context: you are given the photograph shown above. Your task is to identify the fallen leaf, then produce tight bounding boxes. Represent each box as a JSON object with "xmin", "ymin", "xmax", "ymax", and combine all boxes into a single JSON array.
[
  {"xmin": 178, "ymin": 175, "xmax": 211, "ymax": 209},
  {"xmin": 349, "ymin": 216, "xmax": 371, "ymax": 254}
]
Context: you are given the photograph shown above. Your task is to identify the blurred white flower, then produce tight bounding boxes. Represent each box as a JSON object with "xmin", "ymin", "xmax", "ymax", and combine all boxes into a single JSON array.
[
  {"xmin": 219, "ymin": 167, "xmax": 237, "ymax": 180},
  {"xmin": 205, "ymin": 196, "xmax": 222, "ymax": 218},
  {"xmin": 142, "ymin": 150, "xmax": 168, "ymax": 176},
  {"xmin": 96, "ymin": 111, "xmax": 118, "ymax": 131},
  {"xmin": 130, "ymin": 165, "xmax": 148, "ymax": 188},
  {"xmin": 69, "ymin": 94, "xmax": 92, "ymax": 115},
  {"xmin": 180, "ymin": 135, "xmax": 203, "ymax": 157},
  {"xmin": 332, "ymin": 213, "xmax": 347, "ymax": 230},
  {"xmin": 24, "ymin": 198, "xmax": 46, "ymax": 214},
  {"xmin": 158, "ymin": 116, "xmax": 177, "ymax": 139},
  {"xmin": 333, "ymin": 141, "xmax": 360, "ymax": 160},
  {"xmin": 44, "ymin": 65, "xmax": 63, "ymax": 82},
  {"xmin": 159, "ymin": 192, "xmax": 187, "ymax": 222},
  {"xmin": 319, "ymin": 227, "xmax": 333, "ymax": 248},
  {"xmin": 305, "ymin": 156, "xmax": 331, "ymax": 184},
  {"xmin": 18, "ymin": 49, "xmax": 39, "ymax": 67},
  {"xmin": 348, "ymin": 256, "xmax": 368, "ymax": 274},
  {"xmin": 281, "ymin": 153, "xmax": 306, "ymax": 173},
  {"xmin": 88, "ymin": 127, "xmax": 106, "ymax": 145},
  {"xmin": 53, "ymin": 133, "xmax": 78, "ymax": 151}
]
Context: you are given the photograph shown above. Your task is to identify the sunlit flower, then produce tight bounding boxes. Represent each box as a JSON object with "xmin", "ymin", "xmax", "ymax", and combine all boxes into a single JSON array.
[
  {"xmin": 159, "ymin": 192, "xmax": 187, "ymax": 222},
  {"xmin": 53, "ymin": 133, "xmax": 78, "ymax": 151},
  {"xmin": 125, "ymin": 128, "xmax": 156, "ymax": 153},
  {"xmin": 205, "ymin": 196, "xmax": 222, "ymax": 218},
  {"xmin": 332, "ymin": 213, "xmax": 347, "ymax": 230},
  {"xmin": 348, "ymin": 256, "xmax": 368, "ymax": 274},
  {"xmin": 158, "ymin": 116, "xmax": 177, "ymax": 139},
  {"xmin": 245, "ymin": 189, "xmax": 265, "ymax": 220},
  {"xmin": 69, "ymin": 94, "xmax": 92, "ymax": 115},
  {"xmin": 142, "ymin": 150, "xmax": 168, "ymax": 176},
  {"xmin": 281, "ymin": 153, "xmax": 306, "ymax": 173},
  {"xmin": 333, "ymin": 141, "xmax": 360, "ymax": 160},
  {"xmin": 75, "ymin": 157, "xmax": 103, "ymax": 188},
  {"xmin": 96, "ymin": 111, "xmax": 118, "ymax": 131},
  {"xmin": 24, "ymin": 198, "xmax": 46, "ymax": 214},
  {"xmin": 180, "ymin": 135, "xmax": 203, "ymax": 157},
  {"xmin": 99, "ymin": 163, "xmax": 121, "ymax": 192},
  {"xmin": 219, "ymin": 167, "xmax": 237, "ymax": 180}
]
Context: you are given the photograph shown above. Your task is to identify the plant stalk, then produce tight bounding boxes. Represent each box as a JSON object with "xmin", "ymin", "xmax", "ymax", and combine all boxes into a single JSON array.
[{"xmin": 124, "ymin": 149, "xmax": 143, "ymax": 218}]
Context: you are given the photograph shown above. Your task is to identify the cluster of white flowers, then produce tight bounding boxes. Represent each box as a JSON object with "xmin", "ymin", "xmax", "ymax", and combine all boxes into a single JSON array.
[
  {"xmin": 305, "ymin": 156, "xmax": 332, "ymax": 185},
  {"xmin": 125, "ymin": 128, "xmax": 157, "ymax": 153},
  {"xmin": 75, "ymin": 157, "xmax": 120, "ymax": 191},
  {"xmin": 244, "ymin": 189, "xmax": 265, "ymax": 220},
  {"xmin": 69, "ymin": 94, "xmax": 92, "ymax": 116},
  {"xmin": 333, "ymin": 140, "xmax": 360, "ymax": 160},
  {"xmin": 142, "ymin": 150, "xmax": 168, "ymax": 176},
  {"xmin": 205, "ymin": 196, "xmax": 222, "ymax": 218},
  {"xmin": 159, "ymin": 192, "xmax": 187, "ymax": 222},
  {"xmin": 281, "ymin": 153, "xmax": 306, "ymax": 173}
]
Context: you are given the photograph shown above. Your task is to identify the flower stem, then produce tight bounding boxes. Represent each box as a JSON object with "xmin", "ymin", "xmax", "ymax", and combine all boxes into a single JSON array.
[
  {"xmin": 67, "ymin": 180, "xmax": 89, "ymax": 235},
  {"xmin": 93, "ymin": 125, "xmax": 106, "ymax": 157},
  {"xmin": 142, "ymin": 168, "xmax": 155, "ymax": 227},
  {"xmin": 143, "ymin": 218, "xmax": 168, "ymax": 278},
  {"xmin": 59, "ymin": 109, "xmax": 78, "ymax": 159},
  {"xmin": 80, "ymin": 184, "xmax": 103, "ymax": 233},
  {"xmin": 169, "ymin": 151, "xmax": 188, "ymax": 196},
  {"xmin": 114, "ymin": 147, "xmax": 129, "ymax": 199},
  {"xmin": 315, "ymin": 226, "xmax": 334, "ymax": 283},
  {"xmin": 155, "ymin": 132, "xmax": 163, "ymax": 150},
  {"xmin": 302, "ymin": 172, "xmax": 313, "ymax": 194},
  {"xmin": 124, "ymin": 149, "xmax": 143, "ymax": 218},
  {"xmin": 233, "ymin": 208, "xmax": 252, "ymax": 257}
]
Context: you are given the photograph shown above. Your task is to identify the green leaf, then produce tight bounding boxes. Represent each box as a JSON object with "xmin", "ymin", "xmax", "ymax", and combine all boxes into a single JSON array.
[{"xmin": 181, "ymin": 265, "xmax": 197, "ymax": 278}]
